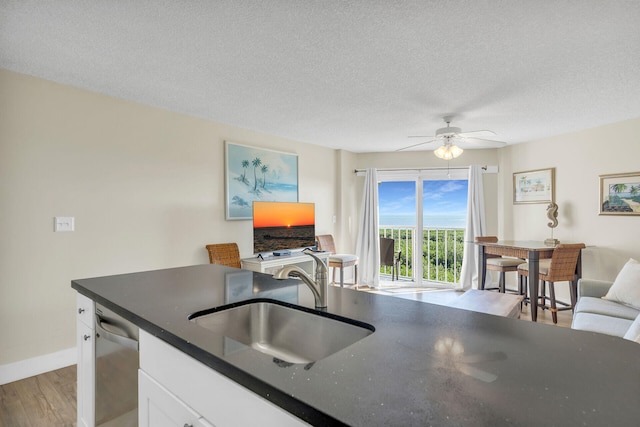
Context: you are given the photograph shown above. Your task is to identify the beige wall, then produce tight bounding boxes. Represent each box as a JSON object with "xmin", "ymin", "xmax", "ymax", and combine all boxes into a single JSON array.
[
  {"xmin": 500, "ymin": 118, "xmax": 640, "ymax": 281},
  {"xmin": 335, "ymin": 150, "xmax": 359, "ymax": 252},
  {"xmin": 3, "ymin": 67, "xmax": 639, "ymax": 368},
  {"xmin": 352, "ymin": 120, "xmax": 640, "ymax": 293},
  {"xmin": 0, "ymin": 69, "xmax": 338, "ymax": 365}
]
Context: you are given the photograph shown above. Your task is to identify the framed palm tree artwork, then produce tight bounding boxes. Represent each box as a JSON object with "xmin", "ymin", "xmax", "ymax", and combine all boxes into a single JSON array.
[
  {"xmin": 225, "ymin": 141, "xmax": 299, "ymax": 220},
  {"xmin": 599, "ymin": 172, "xmax": 640, "ymax": 216}
]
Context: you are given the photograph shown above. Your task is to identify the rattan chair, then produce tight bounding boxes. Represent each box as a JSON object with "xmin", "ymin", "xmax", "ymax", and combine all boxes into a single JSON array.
[
  {"xmin": 476, "ymin": 236, "xmax": 525, "ymax": 293},
  {"xmin": 380, "ymin": 237, "xmax": 401, "ymax": 281},
  {"xmin": 316, "ymin": 234, "xmax": 358, "ymax": 287},
  {"xmin": 517, "ymin": 243, "xmax": 585, "ymax": 323},
  {"xmin": 516, "ymin": 259, "xmax": 551, "ymax": 308},
  {"xmin": 205, "ymin": 243, "xmax": 241, "ymax": 268}
]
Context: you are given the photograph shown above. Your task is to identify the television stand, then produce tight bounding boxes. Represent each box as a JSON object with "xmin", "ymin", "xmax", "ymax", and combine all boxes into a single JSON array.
[{"xmin": 241, "ymin": 251, "xmax": 331, "ymax": 280}]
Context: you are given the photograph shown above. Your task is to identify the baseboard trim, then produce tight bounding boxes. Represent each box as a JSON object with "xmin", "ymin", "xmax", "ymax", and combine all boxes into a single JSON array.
[{"xmin": 0, "ymin": 347, "xmax": 76, "ymax": 385}]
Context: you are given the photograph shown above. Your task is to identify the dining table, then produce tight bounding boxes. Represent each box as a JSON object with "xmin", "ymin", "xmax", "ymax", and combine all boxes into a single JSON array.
[{"xmin": 475, "ymin": 240, "xmax": 582, "ymax": 322}]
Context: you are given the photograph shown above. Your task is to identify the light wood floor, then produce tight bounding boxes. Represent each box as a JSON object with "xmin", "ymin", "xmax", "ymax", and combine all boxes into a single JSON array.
[
  {"xmin": 357, "ymin": 284, "xmax": 574, "ymax": 328},
  {"xmin": 0, "ymin": 364, "xmax": 76, "ymax": 427},
  {"xmin": 0, "ymin": 287, "xmax": 571, "ymax": 427}
]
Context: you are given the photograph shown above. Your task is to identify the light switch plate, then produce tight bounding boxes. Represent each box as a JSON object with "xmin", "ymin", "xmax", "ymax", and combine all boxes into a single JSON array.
[{"xmin": 54, "ymin": 216, "xmax": 75, "ymax": 232}]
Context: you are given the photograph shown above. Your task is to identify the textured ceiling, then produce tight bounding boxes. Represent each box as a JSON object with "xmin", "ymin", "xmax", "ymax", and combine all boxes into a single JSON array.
[{"xmin": 2, "ymin": 1, "xmax": 639, "ymax": 153}]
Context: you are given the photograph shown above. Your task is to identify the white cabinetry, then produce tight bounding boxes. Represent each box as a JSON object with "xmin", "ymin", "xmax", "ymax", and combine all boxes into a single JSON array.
[
  {"xmin": 139, "ymin": 370, "xmax": 213, "ymax": 427},
  {"xmin": 241, "ymin": 252, "xmax": 330, "ymax": 278},
  {"xmin": 76, "ymin": 296, "xmax": 309, "ymax": 426},
  {"xmin": 76, "ymin": 293, "xmax": 95, "ymax": 427},
  {"xmin": 139, "ymin": 330, "xmax": 308, "ymax": 427}
]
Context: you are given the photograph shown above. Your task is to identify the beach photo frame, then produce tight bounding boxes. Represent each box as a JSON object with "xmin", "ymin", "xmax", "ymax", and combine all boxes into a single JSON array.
[
  {"xmin": 599, "ymin": 171, "xmax": 640, "ymax": 216},
  {"xmin": 513, "ymin": 168, "xmax": 555, "ymax": 204}
]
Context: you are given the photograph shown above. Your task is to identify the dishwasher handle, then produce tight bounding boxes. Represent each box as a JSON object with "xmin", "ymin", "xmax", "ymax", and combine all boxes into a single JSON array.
[{"xmin": 95, "ymin": 315, "xmax": 139, "ymax": 351}]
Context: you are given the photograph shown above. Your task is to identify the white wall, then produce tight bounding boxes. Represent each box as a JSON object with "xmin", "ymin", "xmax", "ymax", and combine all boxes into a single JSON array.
[{"xmin": 0, "ymin": 69, "xmax": 338, "ymax": 367}]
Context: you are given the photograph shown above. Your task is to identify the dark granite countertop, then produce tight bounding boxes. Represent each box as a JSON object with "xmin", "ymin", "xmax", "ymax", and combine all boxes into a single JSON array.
[{"xmin": 72, "ymin": 263, "xmax": 640, "ymax": 426}]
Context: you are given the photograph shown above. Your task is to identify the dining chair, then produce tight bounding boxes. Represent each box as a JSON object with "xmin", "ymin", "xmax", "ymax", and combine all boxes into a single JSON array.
[
  {"xmin": 316, "ymin": 234, "xmax": 358, "ymax": 287},
  {"xmin": 205, "ymin": 243, "xmax": 241, "ymax": 268},
  {"xmin": 475, "ymin": 236, "xmax": 525, "ymax": 293},
  {"xmin": 516, "ymin": 259, "xmax": 551, "ymax": 309},
  {"xmin": 380, "ymin": 237, "xmax": 401, "ymax": 281},
  {"xmin": 517, "ymin": 243, "xmax": 586, "ymax": 323}
]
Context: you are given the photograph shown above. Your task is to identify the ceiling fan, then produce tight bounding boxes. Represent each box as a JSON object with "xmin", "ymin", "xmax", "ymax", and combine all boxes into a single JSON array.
[{"xmin": 399, "ymin": 116, "xmax": 506, "ymax": 159}]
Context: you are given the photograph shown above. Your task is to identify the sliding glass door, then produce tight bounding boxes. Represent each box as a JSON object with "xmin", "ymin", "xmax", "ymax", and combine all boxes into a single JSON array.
[
  {"xmin": 421, "ymin": 179, "xmax": 467, "ymax": 284},
  {"xmin": 378, "ymin": 180, "xmax": 419, "ymax": 280},
  {"xmin": 378, "ymin": 169, "xmax": 468, "ymax": 287}
]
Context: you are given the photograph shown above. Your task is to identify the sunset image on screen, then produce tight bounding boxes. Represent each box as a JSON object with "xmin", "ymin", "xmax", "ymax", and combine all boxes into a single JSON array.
[
  {"xmin": 253, "ymin": 202, "xmax": 315, "ymax": 228},
  {"xmin": 252, "ymin": 202, "xmax": 316, "ymax": 253}
]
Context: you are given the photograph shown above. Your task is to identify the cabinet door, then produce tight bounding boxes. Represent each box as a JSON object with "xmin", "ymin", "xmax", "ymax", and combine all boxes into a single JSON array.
[
  {"xmin": 77, "ymin": 293, "xmax": 94, "ymax": 327},
  {"xmin": 140, "ymin": 331, "xmax": 307, "ymax": 426},
  {"xmin": 139, "ymin": 370, "xmax": 204, "ymax": 427},
  {"xmin": 77, "ymin": 320, "xmax": 95, "ymax": 427}
]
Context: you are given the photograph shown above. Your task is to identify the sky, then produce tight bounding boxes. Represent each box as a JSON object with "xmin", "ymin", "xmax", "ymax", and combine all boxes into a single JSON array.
[
  {"xmin": 378, "ymin": 180, "xmax": 468, "ymax": 218},
  {"xmin": 253, "ymin": 201, "xmax": 315, "ymax": 228}
]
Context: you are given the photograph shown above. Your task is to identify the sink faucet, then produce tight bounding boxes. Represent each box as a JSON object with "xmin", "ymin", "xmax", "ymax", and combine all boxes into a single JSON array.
[{"xmin": 273, "ymin": 249, "xmax": 328, "ymax": 309}]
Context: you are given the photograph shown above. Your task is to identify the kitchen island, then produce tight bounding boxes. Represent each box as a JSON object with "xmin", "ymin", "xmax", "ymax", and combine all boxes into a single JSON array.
[{"xmin": 72, "ymin": 263, "xmax": 640, "ymax": 426}]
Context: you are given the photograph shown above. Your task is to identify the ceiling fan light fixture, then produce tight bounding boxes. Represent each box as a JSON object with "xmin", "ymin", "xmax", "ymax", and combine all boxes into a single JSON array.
[
  {"xmin": 401, "ymin": 117, "xmax": 504, "ymax": 154},
  {"xmin": 434, "ymin": 144, "xmax": 463, "ymax": 160},
  {"xmin": 435, "ymin": 126, "xmax": 461, "ymax": 138}
]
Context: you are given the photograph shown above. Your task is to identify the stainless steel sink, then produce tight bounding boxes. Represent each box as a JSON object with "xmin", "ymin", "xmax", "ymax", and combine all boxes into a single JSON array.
[{"xmin": 189, "ymin": 300, "xmax": 374, "ymax": 364}]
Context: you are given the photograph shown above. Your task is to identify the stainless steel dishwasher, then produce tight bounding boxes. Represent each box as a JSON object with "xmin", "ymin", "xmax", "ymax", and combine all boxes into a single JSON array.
[{"xmin": 95, "ymin": 303, "xmax": 139, "ymax": 426}]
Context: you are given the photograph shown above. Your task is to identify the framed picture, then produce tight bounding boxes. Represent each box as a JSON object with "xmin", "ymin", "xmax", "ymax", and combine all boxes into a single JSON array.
[
  {"xmin": 225, "ymin": 141, "xmax": 298, "ymax": 220},
  {"xmin": 513, "ymin": 168, "xmax": 555, "ymax": 204},
  {"xmin": 599, "ymin": 171, "xmax": 640, "ymax": 216}
]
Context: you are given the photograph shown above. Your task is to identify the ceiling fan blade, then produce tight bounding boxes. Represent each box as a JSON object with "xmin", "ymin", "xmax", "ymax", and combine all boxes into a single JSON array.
[
  {"xmin": 468, "ymin": 136, "xmax": 506, "ymax": 145},
  {"xmin": 459, "ymin": 129, "xmax": 497, "ymax": 137},
  {"xmin": 396, "ymin": 139, "xmax": 438, "ymax": 151},
  {"xmin": 457, "ymin": 136, "xmax": 506, "ymax": 148},
  {"xmin": 407, "ymin": 135, "xmax": 436, "ymax": 138}
]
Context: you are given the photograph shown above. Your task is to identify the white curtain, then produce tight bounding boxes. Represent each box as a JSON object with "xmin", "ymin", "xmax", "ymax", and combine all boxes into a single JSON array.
[
  {"xmin": 458, "ymin": 165, "xmax": 486, "ymax": 290},
  {"xmin": 356, "ymin": 168, "xmax": 380, "ymax": 287}
]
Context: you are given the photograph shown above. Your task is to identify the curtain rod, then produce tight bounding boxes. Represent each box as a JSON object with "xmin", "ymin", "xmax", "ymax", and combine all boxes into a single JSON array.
[{"xmin": 354, "ymin": 166, "xmax": 490, "ymax": 174}]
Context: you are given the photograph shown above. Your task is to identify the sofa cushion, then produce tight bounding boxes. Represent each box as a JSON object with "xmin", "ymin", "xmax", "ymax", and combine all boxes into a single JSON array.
[
  {"xmin": 571, "ymin": 312, "xmax": 634, "ymax": 338},
  {"xmin": 623, "ymin": 314, "xmax": 640, "ymax": 343},
  {"xmin": 577, "ymin": 278, "xmax": 614, "ymax": 299},
  {"xmin": 603, "ymin": 258, "xmax": 640, "ymax": 309},
  {"xmin": 574, "ymin": 296, "xmax": 640, "ymax": 320}
]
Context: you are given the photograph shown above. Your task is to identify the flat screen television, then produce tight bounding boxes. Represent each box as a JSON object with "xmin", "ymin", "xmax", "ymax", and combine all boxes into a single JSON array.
[{"xmin": 253, "ymin": 201, "xmax": 315, "ymax": 255}]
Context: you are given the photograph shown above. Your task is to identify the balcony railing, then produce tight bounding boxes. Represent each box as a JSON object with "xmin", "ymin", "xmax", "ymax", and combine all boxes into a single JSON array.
[{"xmin": 379, "ymin": 225, "xmax": 465, "ymax": 285}]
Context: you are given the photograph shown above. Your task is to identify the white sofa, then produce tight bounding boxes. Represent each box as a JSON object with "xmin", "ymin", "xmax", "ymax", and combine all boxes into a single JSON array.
[{"xmin": 572, "ymin": 278, "xmax": 640, "ymax": 342}]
